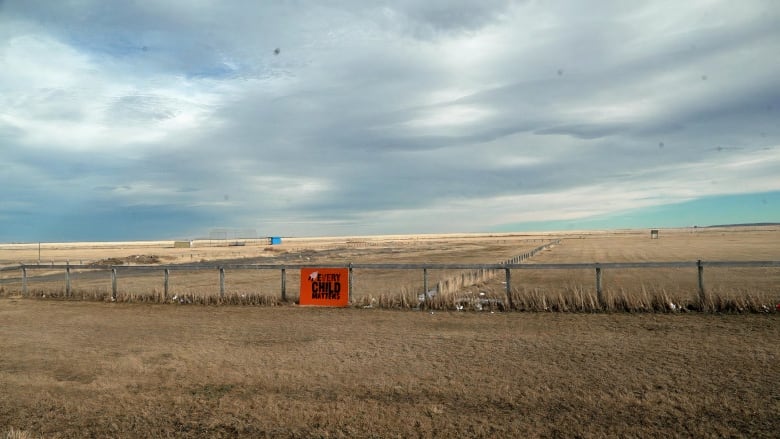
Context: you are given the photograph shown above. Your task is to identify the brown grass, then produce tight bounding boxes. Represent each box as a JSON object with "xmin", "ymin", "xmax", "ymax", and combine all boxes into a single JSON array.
[{"xmin": 1, "ymin": 299, "xmax": 778, "ymax": 438}]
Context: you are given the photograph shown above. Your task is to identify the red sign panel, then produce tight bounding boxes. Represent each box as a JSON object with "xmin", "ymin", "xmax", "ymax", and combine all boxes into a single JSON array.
[{"xmin": 299, "ymin": 268, "xmax": 349, "ymax": 307}]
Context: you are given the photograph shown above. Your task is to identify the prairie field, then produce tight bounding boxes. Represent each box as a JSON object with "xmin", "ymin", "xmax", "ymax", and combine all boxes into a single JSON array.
[
  {"xmin": 1, "ymin": 227, "xmax": 780, "ymax": 437},
  {"xmin": 1, "ymin": 300, "xmax": 779, "ymax": 438}
]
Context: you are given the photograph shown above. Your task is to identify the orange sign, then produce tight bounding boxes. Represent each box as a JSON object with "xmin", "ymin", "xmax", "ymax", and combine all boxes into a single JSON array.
[{"xmin": 299, "ymin": 268, "xmax": 349, "ymax": 307}]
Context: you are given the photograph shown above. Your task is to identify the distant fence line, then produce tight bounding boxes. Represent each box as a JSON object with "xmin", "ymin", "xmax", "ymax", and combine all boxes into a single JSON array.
[
  {"xmin": 2, "ymin": 241, "xmax": 779, "ymax": 310},
  {"xmin": 1, "ymin": 240, "xmax": 560, "ymax": 301}
]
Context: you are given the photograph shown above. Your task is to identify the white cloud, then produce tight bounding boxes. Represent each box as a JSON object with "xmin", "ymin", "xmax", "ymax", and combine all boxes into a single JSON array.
[
  {"xmin": 0, "ymin": 31, "xmax": 232, "ymax": 154},
  {"xmin": 0, "ymin": 0, "xmax": 778, "ymax": 240},
  {"xmin": 404, "ymin": 104, "xmax": 494, "ymax": 130}
]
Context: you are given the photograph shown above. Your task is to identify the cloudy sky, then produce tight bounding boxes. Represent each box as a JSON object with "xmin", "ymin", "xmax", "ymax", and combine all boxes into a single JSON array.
[{"xmin": 1, "ymin": 0, "xmax": 778, "ymax": 242}]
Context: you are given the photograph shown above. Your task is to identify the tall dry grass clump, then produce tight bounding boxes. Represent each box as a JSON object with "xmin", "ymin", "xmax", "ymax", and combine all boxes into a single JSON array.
[
  {"xmin": 5, "ymin": 283, "xmax": 777, "ymax": 313},
  {"xmin": 352, "ymin": 286, "xmax": 420, "ymax": 309},
  {"xmin": 368, "ymin": 282, "xmax": 778, "ymax": 314},
  {"xmin": 3, "ymin": 428, "xmax": 34, "ymax": 439},
  {"xmin": 11, "ymin": 287, "xmax": 284, "ymax": 306}
]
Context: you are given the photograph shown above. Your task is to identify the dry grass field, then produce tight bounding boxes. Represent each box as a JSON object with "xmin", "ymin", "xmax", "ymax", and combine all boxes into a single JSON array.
[
  {"xmin": 1, "ymin": 227, "xmax": 779, "ymax": 437},
  {"xmin": 469, "ymin": 226, "xmax": 780, "ymax": 312},
  {"xmin": 1, "ymin": 300, "xmax": 779, "ymax": 438}
]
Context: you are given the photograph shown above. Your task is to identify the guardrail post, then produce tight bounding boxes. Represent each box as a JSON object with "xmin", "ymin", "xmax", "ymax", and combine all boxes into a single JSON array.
[
  {"xmin": 21, "ymin": 266, "xmax": 27, "ymax": 296},
  {"xmin": 111, "ymin": 268, "xmax": 117, "ymax": 300},
  {"xmin": 595, "ymin": 265, "xmax": 603, "ymax": 308},
  {"xmin": 164, "ymin": 269, "xmax": 169, "ymax": 299},
  {"xmin": 280, "ymin": 267, "xmax": 287, "ymax": 301},
  {"xmin": 697, "ymin": 260, "xmax": 707, "ymax": 310},
  {"xmin": 65, "ymin": 262, "xmax": 71, "ymax": 297},
  {"xmin": 219, "ymin": 267, "xmax": 225, "ymax": 297},
  {"xmin": 504, "ymin": 267, "xmax": 514, "ymax": 310}
]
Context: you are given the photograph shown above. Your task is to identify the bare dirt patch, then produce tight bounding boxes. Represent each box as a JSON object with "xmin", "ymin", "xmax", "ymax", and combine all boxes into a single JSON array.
[{"xmin": 90, "ymin": 254, "xmax": 162, "ymax": 266}]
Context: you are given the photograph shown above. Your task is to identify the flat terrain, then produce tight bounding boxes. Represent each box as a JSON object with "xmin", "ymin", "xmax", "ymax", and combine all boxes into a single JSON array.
[
  {"xmin": 1, "ymin": 300, "xmax": 778, "ymax": 438},
  {"xmin": 1, "ymin": 228, "xmax": 779, "ymax": 437}
]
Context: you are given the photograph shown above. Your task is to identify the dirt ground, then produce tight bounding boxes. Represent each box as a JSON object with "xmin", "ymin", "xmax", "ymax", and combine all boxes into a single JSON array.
[{"xmin": 1, "ymin": 299, "xmax": 778, "ymax": 438}]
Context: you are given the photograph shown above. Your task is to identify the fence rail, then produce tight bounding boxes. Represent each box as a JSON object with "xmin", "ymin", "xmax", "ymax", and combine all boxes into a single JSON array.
[
  {"xmin": 4, "ymin": 260, "xmax": 780, "ymax": 271},
  {"xmin": 3, "ymin": 259, "xmax": 779, "ymax": 310}
]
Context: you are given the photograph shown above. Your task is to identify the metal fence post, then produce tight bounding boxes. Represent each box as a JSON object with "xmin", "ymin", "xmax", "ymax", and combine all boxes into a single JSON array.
[
  {"xmin": 505, "ymin": 267, "xmax": 514, "ymax": 310},
  {"xmin": 423, "ymin": 268, "xmax": 429, "ymax": 305},
  {"xmin": 349, "ymin": 262, "xmax": 353, "ymax": 302},
  {"xmin": 280, "ymin": 267, "xmax": 287, "ymax": 301},
  {"xmin": 697, "ymin": 260, "xmax": 707, "ymax": 310},
  {"xmin": 111, "ymin": 268, "xmax": 117, "ymax": 300},
  {"xmin": 65, "ymin": 262, "xmax": 71, "ymax": 297},
  {"xmin": 219, "ymin": 267, "xmax": 225, "ymax": 297},
  {"xmin": 595, "ymin": 265, "xmax": 603, "ymax": 308},
  {"xmin": 21, "ymin": 266, "xmax": 27, "ymax": 296},
  {"xmin": 164, "ymin": 269, "xmax": 169, "ymax": 299}
]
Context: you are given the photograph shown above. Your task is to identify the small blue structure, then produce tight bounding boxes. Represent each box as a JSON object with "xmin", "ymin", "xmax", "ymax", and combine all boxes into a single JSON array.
[{"xmin": 269, "ymin": 236, "xmax": 282, "ymax": 245}]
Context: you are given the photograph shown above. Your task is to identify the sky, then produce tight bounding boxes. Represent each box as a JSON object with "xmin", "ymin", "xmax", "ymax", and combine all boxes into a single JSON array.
[{"xmin": 1, "ymin": 0, "xmax": 779, "ymax": 242}]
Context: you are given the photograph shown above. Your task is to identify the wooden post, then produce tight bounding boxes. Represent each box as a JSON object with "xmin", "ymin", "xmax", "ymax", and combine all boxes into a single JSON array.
[
  {"xmin": 697, "ymin": 260, "xmax": 706, "ymax": 310},
  {"xmin": 65, "ymin": 263, "xmax": 71, "ymax": 297},
  {"xmin": 280, "ymin": 267, "xmax": 286, "ymax": 301},
  {"xmin": 164, "ymin": 269, "xmax": 169, "ymax": 299},
  {"xmin": 595, "ymin": 265, "xmax": 603, "ymax": 308},
  {"xmin": 219, "ymin": 267, "xmax": 225, "ymax": 297},
  {"xmin": 505, "ymin": 268, "xmax": 514, "ymax": 310},
  {"xmin": 111, "ymin": 268, "xmax": 117, "ymax": 300},
  {"xmin": 21, "ymin": 267, "xmax": 27, "ymax": 296}
]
